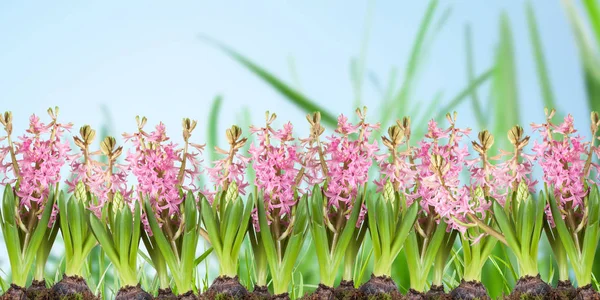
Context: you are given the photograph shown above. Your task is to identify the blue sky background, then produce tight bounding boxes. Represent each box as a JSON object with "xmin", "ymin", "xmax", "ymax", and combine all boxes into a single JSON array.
[{"xmin": 0, "ymin": 0, "xmax": 595, "ymax": 278}]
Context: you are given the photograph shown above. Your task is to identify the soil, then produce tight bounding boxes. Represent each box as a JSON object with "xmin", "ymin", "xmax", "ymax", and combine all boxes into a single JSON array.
[
  {"xmin": 301, "ymin": 284, "xmax": 335, "ymax": 300},
  {"xmin": 574, "ymin": 284, "xmax": 600, "ymax": 300},
  {"xmin": 114, "ymin": 284, "xmax": 153, "ymax": 300},
  {"xmin": 204, "ymin": 276, "xmax": 248, "ymax": 299},
  {"xmin": 25, "ymin": 280, "xmax": 51, "ymax": 300},
  {"xmin": 333, "ymin": 280, "xmax": 361, "ymax": 299},
  {"xmin": 450, "ymin": 280, "xmax": 490, "ymax": 300},
  {"xmin": 550, "ymin": 280, "xmax": 577, "ymax": 300},
  {"xmin": 405, "ymin": 289, "xmax": 426, "ymax": 300},
  {"xmin": 155, "ymin": 288, "xmax": 178, "ymax": 299},
  {"xmin": 51, "ymin": 274, "xmax": 97, "ymax": 300},
  {"xmin": 0, "ymin": 284, "xmax": 27, "ymax": 300},
  {"xmin": 269, "ymin": 293, "xmax": 290, "ymax": 300},
  {"xmin": 425, "ymin": 285, "xmax": 451, "ymax": 300},
  {"xmin": 358, "ymin": 274, "xmax": 398, "ymax": 296},
  {"xmin": 508, "ymin": 274, "xmax": 551, "ymax": 299},
  {"xmin": 250, "ymin": 286, "xmax": 270, "ymax": 299},
  {"xmin": 176, "ymin": 290, "xmax": 197, "ymax": 300}
]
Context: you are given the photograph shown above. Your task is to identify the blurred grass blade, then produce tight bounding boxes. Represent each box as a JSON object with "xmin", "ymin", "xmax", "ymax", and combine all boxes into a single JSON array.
[
  {"xmin": 492, "ymin": 13, "xmax": 520, "ymax": 152},
  {"xmin": 433, "ymin": 67, "xmax": 494, "ymax": 123},
  {"xmin": 207, "ymin": 95, "xmax": 223, "ymax": 163},
  {"xmin": 464, "ymin": 24, "xmax": 486, "ymax": 129},
  {"xmin": 381, "ymin": 0, "xmax": 439, "ymax": 125},
  {"xmin": 562, "ymin": 0, "xmax": 600, "ymax": 114},
  {"xmin": 583, "ymin": 0, "xmax": 600, "ymax": 48},
  {"xmin": 351, "ymin": 0, "xmax": 374, "ymax": 113},
  {"xmin": 526, "ymin": 2, "xmax": 561, "ymax": 117},
  {"xmin": 199, "ymin": 35, "xmax": 337, "ymax": 127}
]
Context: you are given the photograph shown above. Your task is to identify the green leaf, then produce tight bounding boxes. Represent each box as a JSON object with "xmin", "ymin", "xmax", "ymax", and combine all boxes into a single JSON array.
[
  {"xmin": 231, "ymin": 195, "xmax": 254, "ymax": 259},
  {"xmin": 194, "ymin": 247, "xmax": 214, "ymax": 266},
  {"xmin": 200, "ymin": 36, "xmax": 337, "ymax": 127},
  {"xmin": 255, "ymin": 193, "xmax": 280, "ymax": 278},
  {"xmin": 58, "ymin": 195, "xmax": 73, "ymax": 258},
  {"xmin": 223, "ymin": 199, "xmax": 243, "ymax": 256},
  {"xmin": 331, "ymin": 193, "xmax": 364, "ymax": 272},
  {"xmin": 119, "ymin": 206, "xmax": 133, "ymax": 268},
  {"xmin": 89, "ymin": 214, "xmax": 120, "ymax": 270},
  {"xmin": 493, "ymin": 201, "xmax": 520, "ymax": 255},
  {"xmin": 2, "ymin": 186, "xmax": 15, "ymax": 225},
  {"xmin": 69, "ymin": 195, "xmax": 83, "ymax": 257},
  {"xmin": 390, "ymin": 202, "xmax": 418, "ymax": 256},
  {"xmin": 129, "ymin": 204, "xmax": 141, "ymax": 268},
  {"xmin": 200, "ymin": 198, "xmax": 222, "ymax": 256},
  {"xmin": 582, "ymin": 187, "xmax": 600, "ymax": 277},
  {"xmin": 546, "ymin": 189, "xmax": 580, "ymax": 267},
  {"xmin": 24, "ymin": 191, "xmax": 57, "ymax": 267},
  {"xmin": 143, "ymin": 200, "xmax": 180, "ymax": 285},
  {"xmin": 366, "ymin": 195, "xmax": 381, "ymax": 256}
]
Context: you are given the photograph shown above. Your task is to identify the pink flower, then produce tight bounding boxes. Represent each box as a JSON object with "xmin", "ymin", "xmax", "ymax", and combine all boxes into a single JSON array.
[
  {"xmin": 124, "ymin": 122, "xmax": 203, "ymax": 219},
  {"xmin": 412, "ymin": 119, "xmax": 473, "ymax": 232},
  {"xmin": 0, "ymin": 113, "xmax": 72, "ymax": 226},
  {"xmin": 531, "ymin": 114, "xmax": 598, "ymax": 224},
  {"xmin": 250, "ymin": 122, "xmax": 301, "ymax": 217}
]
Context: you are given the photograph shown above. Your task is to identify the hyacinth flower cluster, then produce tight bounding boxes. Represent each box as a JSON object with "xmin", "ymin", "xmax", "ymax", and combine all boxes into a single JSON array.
[
  {"xmin": 126, "ymin": 117, "xmax": 211, "ymax": 297},
  {"xmin": 535, "ymin": 109, "xmax": 600, "ymax": 292},
  {"xmin": 306, "ymin": 108, "xmax": 376, "ymax": 295},
  {"xmin": 201, "ymin": 124, "xmax": 253, "ymax": 298},
  {"xmin": 0, "ymin": 108, "xmax": 69, "ymax": 291},
  {"xmin": 249, "ymin": 112, "xmax": 309, "ymax": 297}
]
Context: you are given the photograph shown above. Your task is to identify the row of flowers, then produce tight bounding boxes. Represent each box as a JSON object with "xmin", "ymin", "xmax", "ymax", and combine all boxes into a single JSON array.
[{"xmin": 0, "ymin": 107, "xmax": 598, "ymax": 299}]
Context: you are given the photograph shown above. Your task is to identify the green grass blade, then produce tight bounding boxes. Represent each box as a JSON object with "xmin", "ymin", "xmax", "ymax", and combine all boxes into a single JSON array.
[
  {"xmin": 207, "ymin": 95, "xmax": 222, "ymax": 163},
  {"xmin": 526, "ymin": 2, "xmax": 559, "ymax": 115},
  {"xmin": 464, "ymin": 24, "xmax": 485, "ymax": 128},
  {"xmin": 199, "ymin": 36, "xmax": 337, "ymax": 126}
]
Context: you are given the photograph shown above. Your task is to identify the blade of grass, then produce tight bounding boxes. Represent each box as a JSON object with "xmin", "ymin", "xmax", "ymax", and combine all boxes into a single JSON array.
[
  {"xmin": 381, "ymin": 0, "xmax": 439, "ymax": 125},
  {"xmin": 199, "ymin": 35, "xmax": 337, "ymax": 126},
  {"xmin": 526, "ymin": 2, "xmax": 561, "ymax": 118},
  {"xmin": 207, "ymin": 95, "xmax": 223, "ymax": 164},
  {"xmin": 464, "ymin": 24, "xmax": 486, "ymax": 129}
]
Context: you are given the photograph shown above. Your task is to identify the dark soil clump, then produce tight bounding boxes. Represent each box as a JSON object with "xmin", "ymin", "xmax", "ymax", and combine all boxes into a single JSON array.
[
  {"xmin": 250, "ymin": 286, "xmax": 270, "ymax": 299},
  {"xmin": 0, "ymin": 284, "xmax": 27, "ymax": 300},
  {"xmin": 358, "ymin": 274, "xmax": 398, "ymax": 296},
  {"xmin": 550, "ymin": 280, "xmax": 577, "ymax": 300},
  {"xmin": 405, "ymin": 289, "xmax": 426, "ymax": 300},
  {"xmin": 302, "ymin": 284, "xmax": 335, "ymax": 300},
  {"xmin": 51, "ymin": 275, "xmax": 97, "ymax": 300},
  {"xmin": 176, "ymin": 290, "xmax": 197, "ymax": 300},
  {"xmin": 575, "ymin": 284, "xmax": 600, "ymax": 300},
  {"xmin": 509, "ymin": 274, "xmax": 551, "ymax": 299},
  {"xmin": 114, "ymin": 284, "xmax": 153, "ymax": 300},
  {"xmin": 204, "ymin": 276, "xmax": 248, "ymax": 299},
  {"xmin": 270, "ymin": 293, "xmax": 290, "ymax": 300},
  {"xmin": 25, "ymin": 280, "xmax": 51, "ymax": 300},
  {"xmin": 425, "ymin": 285, "xmax": 450, "ymax": 300},
  {"xmin": 450, "ymin": 280, "xmax": 490, "ymax": 300},
  {"xmin": 333, "ymin": 280, "xmax": 361, "ymax": 299},
  {"xmin": 155, "ymin": 288, "xmax": 178, "ymax": 299}
]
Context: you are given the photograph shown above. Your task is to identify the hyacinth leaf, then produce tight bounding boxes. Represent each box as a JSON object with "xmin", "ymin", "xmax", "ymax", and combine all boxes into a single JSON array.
[
  {"xmin": 530, "ymin": 192, "xmax": 546, "ymax": 258},
  {"xmin": 390, "ymin": 201, "xmax": 418, "ymax": 256},
  {"xmin": 422, "ymin": 221, "xmax": 448, "ymax": 273},
  {"xmin": 546, "ymin": 188, "xmax": 579, "ymax": 270},
  {"xmin": 200, "ymin": 198, "xmax": 223, "ymax": 256},
  {"xmin": 89, "ymin": 214, "xmax": 120, "ymax": 270},
  {"xmin": 222, "ymin": 200, "xmax": 243, "ymax": 256},
  {"xmin": 58, "ymin": 195, "xmax": 73, "ymax": 259},
  {"xmin": 582, "ymin": 186, "xmax": 600, "ymax": 279},
  {"xmin": 308, "ymin": 189, "xmax": 330, "ymax": 282},
  {"xmin": 2, "ymin": 185, "xmax": 15, "ymax": 226},
  {"xmin": 143, "ymin": 200, "xmax": 182, "ymax": 287},
  {"xmin": 331, "ymin": 192, "xmax": 364, "ymax": 275},
  {"xmin": 255, "ymin": 193, "xmax": 278, "ymax": 274},
  {"xmin": 200, "ymin": 36, "xmax": 337, "ymax": 127},
  {"xmin": 281, "ymin": 195, "xmax": 309, "ymax": 284},
  {"xmin": 519, "ymin": 195, "xmax": 534, "ymax": 260},
  {"xmin": 119, "ymin": 206, "xmax": 133, "ymax": 269},
  {"xmin": 231, "ymin": 196, "xmax": 254, "ymax": 259},
  {"xmin": 129, "ymin": 204, "xmax": 141, "ymax": 268},
  {"xmin": 23, "ymin": 189, "xmax": 57, "ymax": 268},
  {"xmin": 366, "ymin": 195, "xmax": 381, "ymax": 257},
  {"xmin": 492, "ymin": 201, "xmax": 520, "ymax": 256},
  {"xmin": 69, "ymin": 194, "xmax": 83, "ymax": 257}
]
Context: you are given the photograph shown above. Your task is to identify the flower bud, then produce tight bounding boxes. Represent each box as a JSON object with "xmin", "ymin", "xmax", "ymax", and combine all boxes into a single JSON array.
[
  {"xmin": 430, "ymin": 154, "xmax": 446, "ymax": 174},
  {"xmin": 383, "ymin": 180, "xmax": 394, "ymax": 203},
  {"xmin": 113, "ymin": 192, "xmax": 124, "ymax": 214},
  {"xmin": 226, "ymin": 125, "xmax": 243, "ymax": 145},
  {"xmin": 225, "ymin": 180, "xmax": 239, "ymax": 203},
  {"xmin": 79, "ymin": 125, "xmax": 96, "ymax": 145},
  {"xmin": 75, "ymin": 181, "xmax": 87, "ymax": 202},
  {"xmin": 516, "ymin": 180, "xmax": 529, "ymax": 203},
  {"xmin": 101, "ymin": 136, "xmax": 117, "ymax": 156},
  {"xmin": 508, "ymin": 126, "xmax": 524, "ymax": 145}
]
